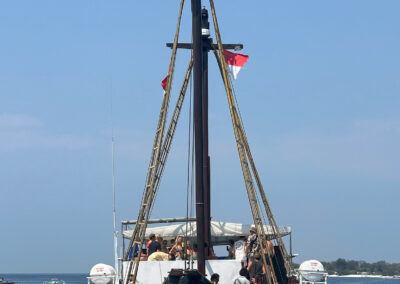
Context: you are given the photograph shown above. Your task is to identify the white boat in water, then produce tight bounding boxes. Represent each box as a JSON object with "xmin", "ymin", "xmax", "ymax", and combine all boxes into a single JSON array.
[
  {"xmin": 120, "ymin": 220, "xmax": 293, "ymax": 284},
  {"xmin": 88, "ymin": 1, "xmax": 325, "ymax": 283},
  {"xmin": 43, "ymin": 279, "xmax": 66, "ymax": 284},
  {"xmin": 89, "ymin": 217, "xmax": 294, "ymax": 284}
]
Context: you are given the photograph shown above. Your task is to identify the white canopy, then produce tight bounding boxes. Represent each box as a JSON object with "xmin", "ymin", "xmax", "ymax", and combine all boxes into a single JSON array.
[{"xmin": 122, "ymin": 221, "xmax": 291, "ymax": 245}]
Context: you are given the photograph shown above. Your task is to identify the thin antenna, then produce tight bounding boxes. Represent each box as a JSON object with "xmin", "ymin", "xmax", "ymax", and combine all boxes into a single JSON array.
[{"xmin": 110, "ymin": 78, "xmax": 119, "ymax": 284}]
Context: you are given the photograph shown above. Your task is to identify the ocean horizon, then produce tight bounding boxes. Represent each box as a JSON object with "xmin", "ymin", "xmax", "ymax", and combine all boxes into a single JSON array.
[
  {"xmin": 1, "ymin": 274, "xmax": 87, "ymax": 284},
  {"xmin": 2, "ymin": 273, "xmax": 400, "ymax": 284}
]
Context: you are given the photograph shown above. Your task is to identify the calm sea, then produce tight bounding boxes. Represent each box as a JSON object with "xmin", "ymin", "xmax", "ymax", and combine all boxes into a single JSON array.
[
  {"xmin": 1, "ymin": 274, "xmax": 400, "ymax": 284},
  {"xmin": 1, "ymin": 274, "xmax": 87, "ymax": 284}
]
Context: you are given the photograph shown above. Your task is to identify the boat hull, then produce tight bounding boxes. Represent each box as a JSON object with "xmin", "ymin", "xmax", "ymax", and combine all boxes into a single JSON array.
[{"xmin": 122, "ymin": 260, "xmax": 241, "ymax": 284}]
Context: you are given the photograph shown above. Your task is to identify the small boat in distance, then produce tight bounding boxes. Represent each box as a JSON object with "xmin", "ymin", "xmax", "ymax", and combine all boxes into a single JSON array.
[
  {"xmin": 0, "ymin": 277, "xmax": 16, "ymax": 284},
  {"xmin": 43, "ymin": 279, "xmax": 66, "ymax": 284}
]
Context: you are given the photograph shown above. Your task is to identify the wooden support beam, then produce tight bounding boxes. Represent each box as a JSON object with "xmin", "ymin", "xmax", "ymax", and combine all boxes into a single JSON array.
[{"xmin": 166, "ymin": 42, "xmax": 243, "ymax": 50}]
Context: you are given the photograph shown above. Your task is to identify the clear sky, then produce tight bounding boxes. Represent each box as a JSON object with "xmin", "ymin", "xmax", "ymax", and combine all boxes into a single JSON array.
[{"xmin": 1, "ymin": 0, "xmax": 399, "ymax": 273}]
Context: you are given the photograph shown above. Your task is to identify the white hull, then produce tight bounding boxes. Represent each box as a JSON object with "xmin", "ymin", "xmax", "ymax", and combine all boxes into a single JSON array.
[{"xmin": 122, "ymin": 260, "xmax": 242, "ymax": 284}]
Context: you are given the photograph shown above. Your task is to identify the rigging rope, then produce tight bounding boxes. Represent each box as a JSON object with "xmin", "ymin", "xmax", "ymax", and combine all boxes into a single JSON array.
[
  {"xmin": 209, "ymin": 0, "xmax": 293, "ymax": 277},
  {"xmin": 228, "ymin": 71, "xmax": 269, "ymax": 228},
  {"xmin": 209, "ymin": 0, "xmax": 281, "ymax": 282},
  {"xmin": 184, "ymin": 56, "xmax": 194, "ymax": 270},
  {"xmin": 123, "ymin": 1, "xmax": 187, "ymax": 283}
]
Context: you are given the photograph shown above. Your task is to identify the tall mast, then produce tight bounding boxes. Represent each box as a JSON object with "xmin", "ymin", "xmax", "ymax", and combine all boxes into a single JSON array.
[
  {"xmin": 189, "ymin": 1, "xmax": 243, "ymax": 274},
  {"xmin": 201, "ymin": 7, "xmax": 212, "ymax": 260},
  {"xmin": 191, "ymin": 0, "xmax": 206, "ymax": 275}
]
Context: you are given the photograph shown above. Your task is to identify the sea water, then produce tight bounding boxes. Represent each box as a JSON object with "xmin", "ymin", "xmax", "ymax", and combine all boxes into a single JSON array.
[
  {"xmin": 1, "ymin": 274, "xmax": 87, "ymax": 284},
  {"xmin": 2, "ymin": 274, "xmax": 400, "ymax": 284},
  {"xmin": 328, "ymin": 277, "xmax": 400, "ymax": 284}
]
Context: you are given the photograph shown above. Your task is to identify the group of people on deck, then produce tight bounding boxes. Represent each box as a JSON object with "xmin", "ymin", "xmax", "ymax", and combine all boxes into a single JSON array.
[
  {"xmin": 138, "ymin": 226, "xmax": 275, "ymax": 284},
  {"xmin": 227, "ymin": 226, "xmax": 276, "ymax": 284},
  {"xmin": 140, "ymin": 234, "xmax": 198, "ymax": 261}
]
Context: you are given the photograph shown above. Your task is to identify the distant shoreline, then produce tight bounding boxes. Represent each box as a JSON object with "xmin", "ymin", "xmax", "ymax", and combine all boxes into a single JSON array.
[{"xmin": 329, "ymin": 274, "xmax": 400, "ymax": 279}]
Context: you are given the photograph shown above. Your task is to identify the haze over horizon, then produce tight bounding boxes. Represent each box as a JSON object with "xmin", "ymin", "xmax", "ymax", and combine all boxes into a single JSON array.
[{"xmin": 1, "ymin": 0, "xmax": 399, "ymax": 273}]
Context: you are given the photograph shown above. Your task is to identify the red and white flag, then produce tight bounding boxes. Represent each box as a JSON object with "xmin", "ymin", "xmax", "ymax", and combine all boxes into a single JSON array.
[
  {"xmin": 162, "ymin": 49, "xmax": 248, "ymax": 88},
  {"xmin": 223, "ymin": 49, "xmax": 249, "ymax": 79},
  {"xmin": 161, "ymin": 75, "xmax": 168, "ymax": 90}
]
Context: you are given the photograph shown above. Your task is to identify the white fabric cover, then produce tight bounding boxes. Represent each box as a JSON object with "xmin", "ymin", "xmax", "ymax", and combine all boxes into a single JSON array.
[
  {"xmin": 88, "ymin": 263, "xmax": 116, "ymax": 284},
  {"xmin": 89, "ymin": 263, "xmax": 116, "ymax": 276},
  {"xmin": 122, "ymin": 221, "xmax": 291, "ymax": 245}
]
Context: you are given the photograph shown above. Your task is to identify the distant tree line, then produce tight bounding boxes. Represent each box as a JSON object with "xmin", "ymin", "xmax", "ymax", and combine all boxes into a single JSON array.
[{"xmin": 300, "ymin": 258, "xmax": 400, "ymax": 276}]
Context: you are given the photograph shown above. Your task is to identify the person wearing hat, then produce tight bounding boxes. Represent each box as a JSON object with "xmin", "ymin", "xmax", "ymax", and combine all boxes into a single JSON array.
[{"xmin": 245, "ymin": 226, "xmax": 259, "ymax": 260}]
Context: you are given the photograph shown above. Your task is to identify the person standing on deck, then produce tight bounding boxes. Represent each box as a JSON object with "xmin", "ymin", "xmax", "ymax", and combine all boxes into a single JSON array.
[
  {"xmin": 247, "ymin": 252, "xmax": 266, "ymax": 283},
  {"xmin": 233, "ymin": 267, "xmax": 251, "ymax": 284},
  {"xmin": 235, "ymin": 236, "xmax": 247, "ymax": 267},
  {"xmin": 169, "ymin": 235, "xmax": 184, "ymax": 260},
  {"xmin": 168, "ymin": 239, "xmax": 175, "ymax": 251},
  {"xmin": 161, "ymin": 239, "xmax": 169, "ymax": 253},
  {"xmin": 226, "ymin": 239, "xmax": 235, "ymax": 259},
  {"xmin": 147, "ymin": 233, "xmax": 161, "ymax": 256},
  {"xmin": 245, "ymin": 226, "xmax": 259, "ymax": 261},
  {"xmin": 262, "ymin": 239, "xmax": 275, "ymax": 271},
  {"xmin": 156, "ymin": 235, "xmax": 163, "ymax": 245}
]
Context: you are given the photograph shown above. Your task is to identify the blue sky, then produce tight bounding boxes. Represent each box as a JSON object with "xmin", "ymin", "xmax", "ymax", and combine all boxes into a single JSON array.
[{"xmin": 1, "ymin": 0, "xmax": 399, "ymax": 273}]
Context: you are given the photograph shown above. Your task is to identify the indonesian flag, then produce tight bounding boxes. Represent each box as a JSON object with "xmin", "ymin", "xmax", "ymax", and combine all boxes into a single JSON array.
[
  {"xmin": 223, "ymin": 49, "xmax": 249, "ymax": 79},
  {"xmin": 161, "ymin": 75, "xmax": 168, "ymax": 90}
]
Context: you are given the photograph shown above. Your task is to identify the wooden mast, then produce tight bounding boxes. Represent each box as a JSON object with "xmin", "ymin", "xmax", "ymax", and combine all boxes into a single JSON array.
[
  {"xmin": 191, "ymin": 0, "xmax": 206, "ymax": 275},
  {"xmin": 201, "ymin": 6, "xmax": 212, "ymax": 261},
  {"xmin": 191, "ymin": 1, "xmax": 243, "ymax": 275},
  {"xmin": 166, "ymin": 10, "xmax": 242, "ymax": 273}
]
